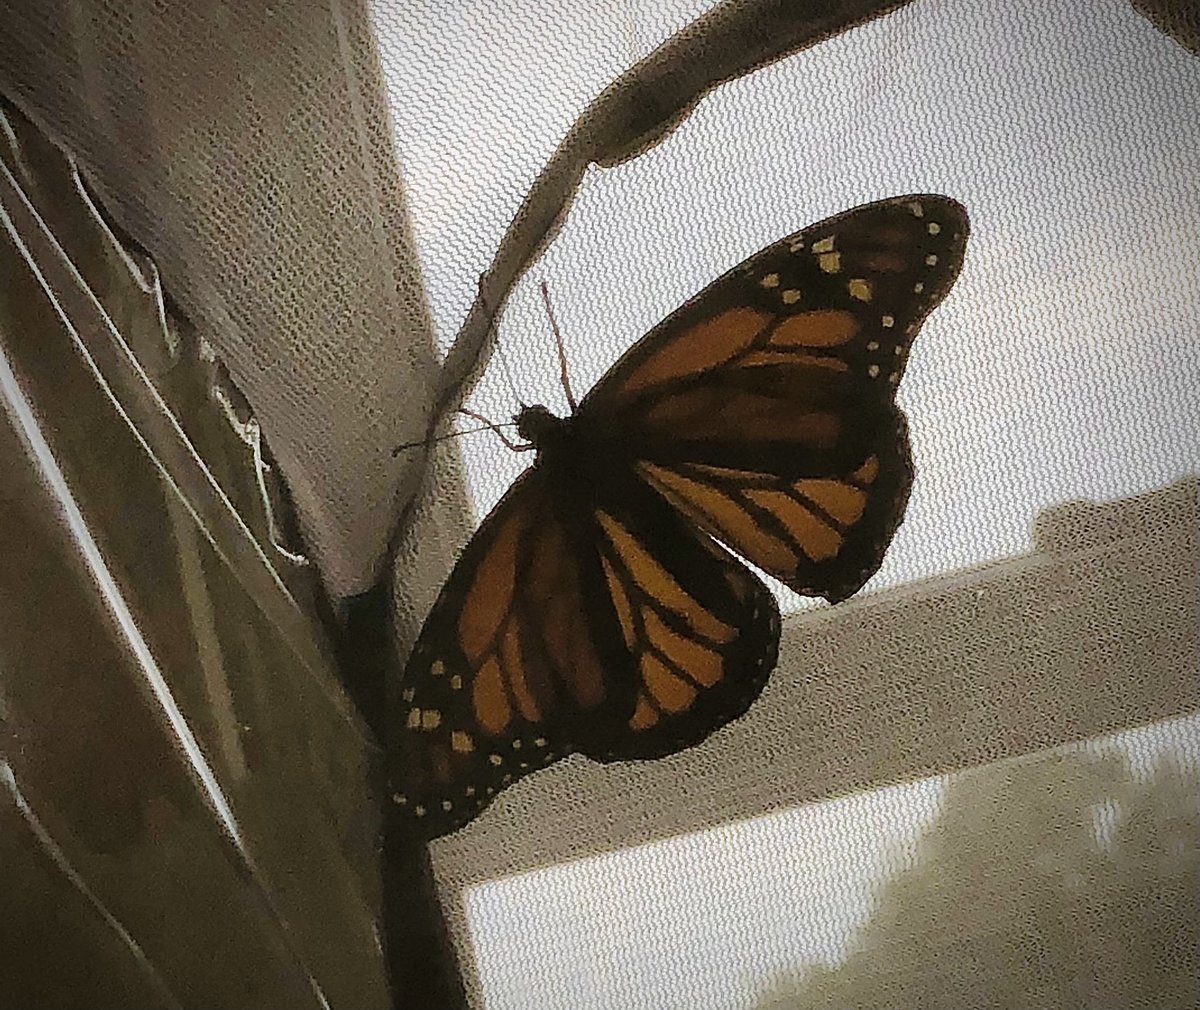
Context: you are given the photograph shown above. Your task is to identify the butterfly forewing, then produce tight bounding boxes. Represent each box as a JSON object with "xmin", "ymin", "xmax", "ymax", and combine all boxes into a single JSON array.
[
  {"xmin": 578, "ymin": 195, "xmax": 968, "ymax": 601},
  {"xmin": 581, "ymin": 195, "xmax": 968, "ymax": 414}
]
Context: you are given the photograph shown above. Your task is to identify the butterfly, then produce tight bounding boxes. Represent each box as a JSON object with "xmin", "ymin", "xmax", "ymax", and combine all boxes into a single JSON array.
[{"xmin": 391, "ymin": 195, "xmax": 969, "ymax": 838}]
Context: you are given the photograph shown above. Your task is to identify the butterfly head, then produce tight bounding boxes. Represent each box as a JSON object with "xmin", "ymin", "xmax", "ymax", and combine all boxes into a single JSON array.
[{"xmin": 515, "ymin": 403, "xmax": 571, "ymax": 456}]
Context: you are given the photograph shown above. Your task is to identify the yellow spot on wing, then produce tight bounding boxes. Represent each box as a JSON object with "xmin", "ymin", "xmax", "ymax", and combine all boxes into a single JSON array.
[
  {"xmin": 451, "ymin": 731, "xmax": 474, "ymax": 753},
  {"xmin": 848, "ymin": 278, "xmax": 872, "ymax": 302},
  {"xmin": 818, "ymin": 251, "xmax": 841, "ymax": 274},
  {"xmin": 420, "ymin": 709, "xmax": 442, "ymax": 730},
  {"xmin": 811, "ymin": 236, "xmax": 835, "ymax": 253}
]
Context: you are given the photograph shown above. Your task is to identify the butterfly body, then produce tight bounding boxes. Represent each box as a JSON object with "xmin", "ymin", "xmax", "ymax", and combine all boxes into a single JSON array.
[{"xmin": 394, "ymin": 195, "xmax": 969, "ymax": 838}]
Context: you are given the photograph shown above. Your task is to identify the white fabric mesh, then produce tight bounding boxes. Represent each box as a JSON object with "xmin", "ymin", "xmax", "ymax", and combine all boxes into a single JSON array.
[{"xmin": 1, "ymin": 0, "xmax": 439, "ymax": 596}]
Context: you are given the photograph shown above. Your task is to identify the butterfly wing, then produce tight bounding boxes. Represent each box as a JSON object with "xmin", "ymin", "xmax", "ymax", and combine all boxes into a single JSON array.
[
  {"xmin": 391, "ymin": 463, "xmax": 778, "ymax": 838},
  {"xmin": 575, "ymin": 467, "xmax": 780, "ymax": 763},
  {"xmin": 394, "ymin": 195, "xmax": 969, "ymax": 837},
  {"xmin": 576, "ymin": 194, "xmax": 969, "ymax": 601}
]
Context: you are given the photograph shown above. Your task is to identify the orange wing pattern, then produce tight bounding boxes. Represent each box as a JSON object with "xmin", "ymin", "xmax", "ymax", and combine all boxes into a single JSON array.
[
  {"xmin": 392, "ymin": 195, "xmax": 969, "ymax": 838},
  {"xmin": 579, "ymin": 195, "xmax": 968, "ymax": 601},
  {"xmin": 633, "ymin": 423, "xmax": 909, "ymax": 603},
  {"xmin": 584, "ymin": 197, "xmax": 966, "ymax": 415},
  {"xmin": 391, "ymin": 466, "xmax": 778, "ymax": 836}
]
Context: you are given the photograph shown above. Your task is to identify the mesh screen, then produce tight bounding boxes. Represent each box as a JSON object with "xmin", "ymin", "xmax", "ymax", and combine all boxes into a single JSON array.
[
  {"xmin": 375, "ymin": 2, "xmax": 1200, "ymax": 1006},
  {"xmin": 3, "ymin": 0, "xmax": 1197, "ymax": 1005},
  {"xmin": 1, "ymin": 0, "xmax": 439, "ymax": 597}
]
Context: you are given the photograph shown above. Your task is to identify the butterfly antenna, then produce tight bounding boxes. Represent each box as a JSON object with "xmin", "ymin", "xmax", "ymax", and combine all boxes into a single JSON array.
[
  {"xmin": 393, "ymin": 418, "xmax": 524, "ymax": 455},
  {"xmin": 539, "ymin": 279, "xmax": 577, "ymax": 412},
  {"xmin": 457, "ymin": 406, "xmax": 531, "ymax": 452}
]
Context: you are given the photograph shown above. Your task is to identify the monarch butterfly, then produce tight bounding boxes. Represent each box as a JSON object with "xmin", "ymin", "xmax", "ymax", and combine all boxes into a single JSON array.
[{"xmin": 392, "ymin": 195, "xmax": 969, "ymax": 838}]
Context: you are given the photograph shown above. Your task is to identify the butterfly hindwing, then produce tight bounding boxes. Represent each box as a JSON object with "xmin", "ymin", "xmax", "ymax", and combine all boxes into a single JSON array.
[
  {"xmin": 392, "ymin": 464, "xmax": 779, "ymax": 836},
  {"xmin": 577, "ymin": 195, "xmax": 968, "ymax": 601},
  {"xmin": 631, "ymin": 410, "xmax": 913, "ymax": 603},
  {"xmin": 581, "ymin": 467, "xmax": 780, "ymax": 762}
]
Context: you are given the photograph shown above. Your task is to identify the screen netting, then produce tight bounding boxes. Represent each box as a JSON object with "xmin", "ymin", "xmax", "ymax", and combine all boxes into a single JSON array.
[{"xmin": 2, "ymin": 1, "xmax": 1196, "ymax": 1006}]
